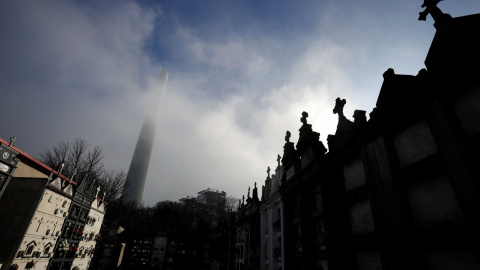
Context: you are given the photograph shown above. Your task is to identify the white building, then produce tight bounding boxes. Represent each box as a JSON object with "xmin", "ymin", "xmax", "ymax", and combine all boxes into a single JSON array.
[
  {"xmin": 0, "ymin": 138, "xmax": 75, "ymax": 270},
  {"xmin": 71, "ymin": 190, "xmax": 106, "ymax": 270},
  {"xmin": 260, "ymin": 157, "xmax": 285, "ymax": 270}
]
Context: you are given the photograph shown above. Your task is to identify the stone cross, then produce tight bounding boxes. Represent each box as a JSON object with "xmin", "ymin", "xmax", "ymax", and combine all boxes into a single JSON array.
[
  {"xmin": 300, "ymin": 111, "xmax": 308, "ymax": 125},
  {"xmin": 333, "ymin": 98, "xmax": 346, "ymax": 118},
  {"xmin": 285, "ymin": 131, "xmax": 291, "ymax": 143},
  {"xmin": 58, "ymin": 162, "xmax": 65, "ymax": 176},
  {"xmin": 8, "ymin": 137, "xmax": 16, "ymax": 147},
  {"xmin": 52, "ymin": 221, "xmax": 58, "ymax": 236},
  {"xmin": 418, "ymin": 0, "xmax": 443, "ymax": 21},
  {"xmin": 70, "ymin": 168, "xmax": 77, "ymax": 182},
  {"xmin": 277, "ymin": 154, "xmax": 281, "ymax": 166},
  {"xmin": 267, "ymin": 167, "xmax": 271, "ymax": 178},
  {"xmin": 36, "ymin": 217, "xmax": 44, "ymax": 232}
]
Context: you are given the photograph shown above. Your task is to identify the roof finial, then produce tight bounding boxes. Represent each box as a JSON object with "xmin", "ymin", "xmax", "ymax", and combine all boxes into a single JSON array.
[
  {"xmin": 267, "ymin": 166, "xmax": 271, "ymax": 178},
  {"xmin": 333, "ymin": 98, "xmax": 346, "ymax": 118},
  {"xmin": 58, "ymin": 162, "xmax": 65, "ymax": 177},
  {"xmin": 285, "ymin": 131, "xmax": 291, "ymax": 143},
  {"xmin": 247, "ymin": 186, "xmax": 250, "ymax": 198},
  {"xmin": 300, "ymin": 111, "xmax": 308, "ymax": 125},
  {"xmin": 418, "ymin": 0, "xmax": 451, "ymax": 31},
  {"xmin": 8, "ymin": 137, "xmax": 16, "ymax": 147},
  {"xmin": 70, "ymin": 168, "xmax": 77, "ymax": 183},
  {"xmin": 277, "ymin": 154, "xmax": 281, "ymax": 166}
]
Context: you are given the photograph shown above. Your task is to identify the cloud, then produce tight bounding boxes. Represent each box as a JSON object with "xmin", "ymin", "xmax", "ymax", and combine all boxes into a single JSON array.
[{"xmin": 3, "ymin": 0, "xmax": 474, "ymax": 205}]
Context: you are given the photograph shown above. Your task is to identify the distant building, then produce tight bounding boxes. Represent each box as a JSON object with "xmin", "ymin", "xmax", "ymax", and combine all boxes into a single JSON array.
[
  {"xmin": 196, "ymin": 188, "xmax": 227, "ymax": 211},
  {"xmin": 150, "ymin": 236, "xmax": 167, "ymax": 270}
]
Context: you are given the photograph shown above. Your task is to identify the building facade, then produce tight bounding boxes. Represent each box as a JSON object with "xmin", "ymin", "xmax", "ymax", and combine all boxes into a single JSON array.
[
  {"xmin": 0, "ymin": 139, "xmax": 75, "ymax": 270},
  {"xmin": 235, "ymin": 185, "xmax": 260, "ymax": 270},
  {"xmin": 47, "ymin": 175, "xmax": 101, "ymax": 270},
  {"xmin": 232, "ymin": 7, "xmax": 480, "ymax": 270},
  {"xmin": 71, "ymin": 192, "xmax": 106, "ymax": 270},
  {"xmin": 260, "ymin": 159, "xmax": 285, "ymax": 270}
]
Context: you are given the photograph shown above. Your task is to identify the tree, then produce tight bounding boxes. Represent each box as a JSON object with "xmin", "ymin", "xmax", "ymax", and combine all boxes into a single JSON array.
[
  {"xmin": 97, "ymin": 170, "xmax": 126, "ymax": 202},
  {"xmin": 38, "ymin": 138, "xmax": 125, "ymax": 202}
]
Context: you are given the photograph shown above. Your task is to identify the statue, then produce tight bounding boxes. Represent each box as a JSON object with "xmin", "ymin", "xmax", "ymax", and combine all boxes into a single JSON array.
[
  {"xmin": 333, "ymin": 98, "xmax": 346, "ymax": 118},
  {"xmin": 418, "ymin": 0, "xmax": 451, "ymax": 31},
  {"xmin": 300, "ymin": 111, "xmax": 309, "ymax": 125},
  {"xmin": 419, "ymin": 0, "xmax": 443, "ymax": 21},
  {"xmin": 285, "ymin": 131, "xmax": 291, "ymax": 143}
]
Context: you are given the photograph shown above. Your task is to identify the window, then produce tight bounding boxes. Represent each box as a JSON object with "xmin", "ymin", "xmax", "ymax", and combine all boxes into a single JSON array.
[
  {"xmin": 62, "ymin": 200, "xmax": 67, "ymax": 208},
  {"xmin": 25, "ymin": 241, "xmax": 36, "ymax": 256},
  {"xmin": 43, "ymin": 243, "xmax": 53, "ymax": 257},
  {"xmin": 48, "ymin": 194, "xmax": 53, "ymax": 203},
  {"xmin": 16, "ymin": 251, "xmax": 24, "ymax": 258},
  {"xmin": 45, "ymin": 229, "xmax": 51, "ymax": 235}
]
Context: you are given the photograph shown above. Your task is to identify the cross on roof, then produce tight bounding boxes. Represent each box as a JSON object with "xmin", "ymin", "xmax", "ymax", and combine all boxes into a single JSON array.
[
  {"xmin": 301, "ymin": 111, "xmax": 309, "ymax": 125},
  {"xmin": 8, "ymin": 136, "xmax": 16, "ymax": 147},
  {"xmin": 419, "ymin": 0, "xmax": 443, "ymax": 21}
]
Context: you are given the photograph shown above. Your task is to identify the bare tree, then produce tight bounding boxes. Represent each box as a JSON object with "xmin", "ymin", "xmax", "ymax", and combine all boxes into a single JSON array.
[
  {"xmin": 225, "ymin": 196, "xmax": 239, "ymax": 212},
  {"xmin": 97, "ymin": 169, "xmax": 126, "ymax": 202},
  {"xmin": 38, "ymin": 138, "xmax": 125, "ymax": 202}
]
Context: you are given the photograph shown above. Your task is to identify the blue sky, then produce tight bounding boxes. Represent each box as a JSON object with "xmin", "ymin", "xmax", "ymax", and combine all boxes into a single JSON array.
[{"xmin": 0, "ymin": 0, "xmax": 478, "ymax": 205}]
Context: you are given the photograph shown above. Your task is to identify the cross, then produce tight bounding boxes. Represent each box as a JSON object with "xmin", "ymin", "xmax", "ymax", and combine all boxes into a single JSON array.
[
  {"xmin": 36, "ymin": 217, "xmax": 44, "ymax": 232},
  {"xmin": 8, "ymin": 137, "xmax": 16, "ymax": 147},
  {"xmin": 277, "ymin": 154, "xmax": 281, "ymax": 166},
  {"xmin": 285, "ymin": 131, "xmax": 291, "ymax": 143},
  {"xmin": 58, "ymin": 162, "xmax": 65, "ymax": 176},
  {"xmin": 70, "ymin": 168, "xmax": 77, "ymax": 182},
  {"xmin": 300, "ymin": 111, "xmax": 308, "ymax": 125},
  {"xmin": 52, "ymin": 221, "xmax": 58, "ymax": 236},
  {"xmin": 267, "ymin": 167, "xmax": 271, "ymax": 178},
  {"xmin": 418, "ymin": 0, "xmax": 443, "ymax": 21},
  {"xmin": 333, "ymin": 98, "xmax": 346, "ymax": 118}
]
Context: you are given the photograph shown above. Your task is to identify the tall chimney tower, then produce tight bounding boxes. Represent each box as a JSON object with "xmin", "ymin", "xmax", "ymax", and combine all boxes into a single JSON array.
[{"xmin": 123, "ymin": 69, "xmax": 169, "ymax": 204}]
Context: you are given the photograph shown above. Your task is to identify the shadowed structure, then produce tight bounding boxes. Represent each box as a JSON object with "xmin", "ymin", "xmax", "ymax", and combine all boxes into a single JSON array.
[{"xmin": 123, "ymin": 69, "xmax": 169, "ymax": 204}]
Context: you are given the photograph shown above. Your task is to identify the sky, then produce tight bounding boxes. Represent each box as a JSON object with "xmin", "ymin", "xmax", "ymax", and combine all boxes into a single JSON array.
[{"xmin": 0, "ymin": 0, "xmax": 478, "ymax": 206}]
